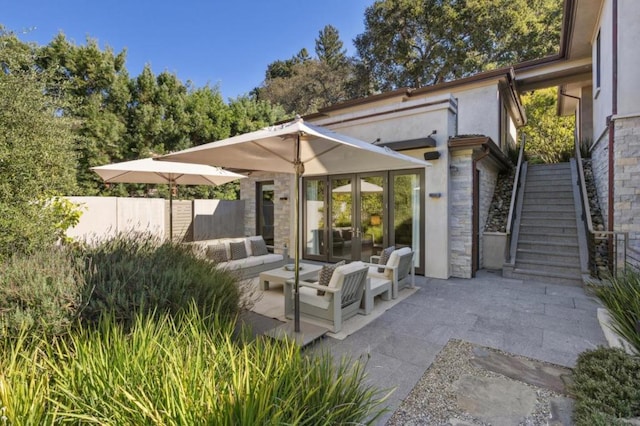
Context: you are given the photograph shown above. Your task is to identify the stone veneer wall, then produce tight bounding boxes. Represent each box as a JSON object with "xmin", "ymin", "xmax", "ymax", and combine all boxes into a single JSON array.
[
  {"xmin": 450, "ymin": 151, "xmax": 473, "ymax": 278},
  {"xmin": 477, "ymin": 161, "xmax": 499, "ymax": 269},
  {"xmin": 613, "ymin": 116, "xmax": 640, "ymax": 259},
  {"xmin": 239, "ymin": 172, "xmax": 293, "ymax": 255}
]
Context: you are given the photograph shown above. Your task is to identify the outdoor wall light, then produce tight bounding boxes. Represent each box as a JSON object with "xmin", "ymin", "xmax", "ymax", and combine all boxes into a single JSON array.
[
  {"xmin": 279, "ymin": 196, "xmax": 288, "ymax": 201},
  {"xmin": 428, "ymin": 192, "xmax": 442, "ymax": 198}
]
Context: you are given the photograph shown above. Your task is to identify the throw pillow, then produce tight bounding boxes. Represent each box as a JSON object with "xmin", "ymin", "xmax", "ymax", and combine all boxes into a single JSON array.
[
  {"xmin": 229, "ymin": 241, "xmax": 248, "ymax": 260},
  {"xmin": 378, "ymin": 246, "xmax": 395, "ymax": 273},
  {"xmin": 206, "ymin": 244, "xmax": 228, "ymax": 264},
  {"xmin": 250, "ymin": 238, "xmax": 269, "ymax": 256},
  {"xmin": 317, "ymin": 260, "xmax": 345, "ymax": 296}
]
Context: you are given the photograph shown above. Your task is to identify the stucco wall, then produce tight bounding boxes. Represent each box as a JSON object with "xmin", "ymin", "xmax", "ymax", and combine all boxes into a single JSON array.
[
  {"xmin": 592, "ymin": 0, "xmax": 613, "ymax": 138},
  {"xmin": 618, "ymin": 1, "xmax": 640, "ymax": 116},
  {"xmin": 449, "ymin": 151, "xmax": 473, "ymax": 278},
  {"xmin": 457, "ymin": 85, "xmax": 501, "ymax": 142}
]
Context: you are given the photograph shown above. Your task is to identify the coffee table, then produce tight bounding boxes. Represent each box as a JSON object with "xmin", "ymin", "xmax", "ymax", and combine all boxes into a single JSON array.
[{"xmin": 259, "ymin": 263, "xmax": 323, "ymax": 291}]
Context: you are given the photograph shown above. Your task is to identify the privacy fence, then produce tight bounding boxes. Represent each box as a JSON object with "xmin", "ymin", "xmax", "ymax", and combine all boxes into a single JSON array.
[{"xmin": 66, "ymin": 197, "xmax": 245, "ymax": 243}]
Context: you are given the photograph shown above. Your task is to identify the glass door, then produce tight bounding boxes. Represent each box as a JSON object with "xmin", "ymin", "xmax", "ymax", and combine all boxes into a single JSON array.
[
  {"xmin": 304, "ymin": 178, "xmax": 327, "ymax": 260},
  {"xmin": 256, "ymin": 181, "xmax": 274, "ymax": 247},
  {"xmin": 390, "ymin": 170, "xmax": 424, "ymax": 274},
  {"xmin": 329, "ymin": 176, "xmax": 354, "ymax": 262},
  {"xmin": 358, "ymin": 174, "xmax": 386, "ymax": 262}
]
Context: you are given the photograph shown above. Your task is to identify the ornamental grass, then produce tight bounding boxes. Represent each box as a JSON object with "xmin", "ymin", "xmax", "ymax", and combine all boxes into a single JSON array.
[{"xmin": 0, "ymin": 307, "xmax": 387, "ymax": 425}]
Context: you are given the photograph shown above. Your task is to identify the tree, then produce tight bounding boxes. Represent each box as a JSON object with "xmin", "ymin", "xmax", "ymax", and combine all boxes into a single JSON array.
[
  {"xmin": 354, "ymin": 0, "xmax": 562, "ymax": 92},
  {"xmin": 0, "ymin": 71, "xmax": 78, "ymax": 258},
  {"xmin": 521, "ymin": 88, "xmax": 575, "ymax": 163},
  {"xmin": 316, "ymin": 25, "xmax": 347, "ymax": 69},
  {"xmin": 259, "ymin": 30, "xmax": 356, "ymax": 115}
]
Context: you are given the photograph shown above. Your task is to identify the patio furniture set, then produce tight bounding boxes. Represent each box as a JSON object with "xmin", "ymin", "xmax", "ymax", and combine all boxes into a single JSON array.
[{"xmin": 261, "ymin": 246, "xmax": 415, "ymax": 332}]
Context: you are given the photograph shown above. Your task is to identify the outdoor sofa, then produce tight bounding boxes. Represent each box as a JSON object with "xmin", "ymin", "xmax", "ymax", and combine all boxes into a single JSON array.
[{"xmin": 189, "ymin": 236, "xmax": 287, "ymax": 278}]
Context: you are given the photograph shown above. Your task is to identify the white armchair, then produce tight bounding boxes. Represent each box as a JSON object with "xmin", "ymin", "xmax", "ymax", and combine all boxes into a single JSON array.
[
  {"xmin": 365, "ymin": 247, "xmax": 415, "ymax": 299},
  {"xmin": 284, "ymin": 262, "xmax": 369, "ymax": 333}
]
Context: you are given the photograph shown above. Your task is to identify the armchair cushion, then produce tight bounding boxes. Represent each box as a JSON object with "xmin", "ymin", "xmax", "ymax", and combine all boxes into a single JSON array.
[
  {"xmin": 378, "ymin": 246, "xmax": 395, "ymax": 272},
  {"xmin": 317, "ymin": 260, "xmax": 345, "ymax": 296}
]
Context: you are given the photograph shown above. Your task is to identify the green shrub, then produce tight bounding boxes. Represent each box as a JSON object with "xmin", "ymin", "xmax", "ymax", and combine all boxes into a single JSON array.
[
  {"xmin": 77, "ymin": 234, "xmax": 241, "ymax": 327},
  {"xmin": 0, "ymin": 308, "xmax": 386, "ymax": 425},
  {"xmin": 571, "ymin": 347, "xmax": 640, "ymax": 425},
  {"xmin": 590, "ymin": 269, "xmax": 640, "ymax": 354},
  {"xmin": 0, "ymin": 248, "xmax": 84, "ymax": 338}
]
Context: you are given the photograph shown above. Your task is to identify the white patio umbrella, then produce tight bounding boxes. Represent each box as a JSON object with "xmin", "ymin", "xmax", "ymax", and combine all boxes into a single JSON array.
[
  {"xmin": 91, "ymin": 158, "xmax": 246, "ymax": 240},
  {"xmin": 159, "ymin": 117, "xmax": 430, "ymax": 333},
  {"xmin": 332, "ymin": 179, "xmax": 384, "ymax": 193}
]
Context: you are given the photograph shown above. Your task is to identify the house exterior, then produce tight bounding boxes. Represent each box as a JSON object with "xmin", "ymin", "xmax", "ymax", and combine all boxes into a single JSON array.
[{"xmin": 239, "ymin": 0, "xmax": 639, "ymax": 279}]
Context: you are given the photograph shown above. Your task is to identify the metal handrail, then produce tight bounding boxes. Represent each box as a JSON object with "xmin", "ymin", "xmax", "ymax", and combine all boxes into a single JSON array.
[
  {"xmin": 505, "ymin": 135, "xmax": 526, "ymax": 263},
  {"xmin": 506, "ymin": 136, "xmax": 525, "ymax": 235},
  {"xmin": 574, "ymin": 138, "xmax": 596, "ymax": 274}
]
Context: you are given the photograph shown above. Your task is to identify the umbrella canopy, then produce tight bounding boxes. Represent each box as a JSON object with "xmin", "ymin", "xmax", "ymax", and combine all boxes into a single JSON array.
[
  {"xmin": 159, "ymin": 117, "xmax": 430, "ymax": 333},
  {"xmin": 91, "ymin": 158, "xmax": 245, "ymax": 186},
  {"xmin": 157, "ymin": 118, "xmax": 429, "ymax": 175},
  {"xmin": 91, "ymin": 158, "xmax": 245, "ymax": 240},
  {"xmin": 332, "ymin": 180, "xmax": 384, "ymax": 193}
]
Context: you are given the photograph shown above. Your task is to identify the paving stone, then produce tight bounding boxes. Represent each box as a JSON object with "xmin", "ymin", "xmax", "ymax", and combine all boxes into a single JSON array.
[
  {"xmin": 453, "ymin": 374, "xmax": 537, "ymax": 426},
  {"xmin": 470, "ymin": 346, "xmax": 572, "ymax": 394},
  {"xmin": 549, "ymin": 397, "xmax": 575, "ymax": 425}
]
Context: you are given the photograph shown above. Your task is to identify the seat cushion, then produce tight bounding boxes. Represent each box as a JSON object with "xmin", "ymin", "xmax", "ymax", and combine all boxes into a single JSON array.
[
  {"xmin": 299, "ymin": 286, "xmax": 330, "ymax": 309},
  {"xmin": 259, "ymin": 253, "xmax": 283, "ymax": 264},
  {"xmin": 369, "ymin": 276, "xmax": 391, "ymax": 292},
  {"xmin": 378, "ymin": 246, "xmax": 395, "ymax": 272}
]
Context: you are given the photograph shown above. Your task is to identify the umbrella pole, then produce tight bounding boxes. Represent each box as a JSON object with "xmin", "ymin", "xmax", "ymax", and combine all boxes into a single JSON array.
[
  {"xmin": 169, "ymin": 182, "xmax": 173, "ymax": 242},
  {"xmin": 294, "ymin": 136, "xmax": 302, "ymax": 333}
]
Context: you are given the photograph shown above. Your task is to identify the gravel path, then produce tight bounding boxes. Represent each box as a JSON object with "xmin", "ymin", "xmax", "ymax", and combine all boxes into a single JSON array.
[{"xmin": 387, "ymin": 340, "xmax": 567, "ymax": 425}]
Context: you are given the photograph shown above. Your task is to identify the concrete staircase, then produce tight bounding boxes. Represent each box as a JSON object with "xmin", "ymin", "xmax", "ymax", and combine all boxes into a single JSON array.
[{"xmin": 504, "ymin": 163, "xmax": 583, "ymax": 285}]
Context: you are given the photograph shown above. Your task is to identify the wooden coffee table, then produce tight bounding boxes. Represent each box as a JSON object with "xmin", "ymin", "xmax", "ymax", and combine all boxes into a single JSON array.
[{"xmin": 259, "ymin": 263, "xmax": 323, "ymax": 291}]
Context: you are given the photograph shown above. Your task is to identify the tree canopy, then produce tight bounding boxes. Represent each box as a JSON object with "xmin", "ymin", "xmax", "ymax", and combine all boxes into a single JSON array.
[{"xmin": 354, "ymin": 0, "xmax": 562, "ymax": 92}]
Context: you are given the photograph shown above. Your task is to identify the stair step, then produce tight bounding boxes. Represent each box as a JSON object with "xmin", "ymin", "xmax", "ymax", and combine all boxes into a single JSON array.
[
  {"xmin": 516, "ymin": 248, "xmax": 580, "ymax": 262},
  {"xmin": 523, "ymin": 198, "xmax": 574, "ymax": 206},
  {"xmin": 526, "ymin": 173, "xmax": 572, "ymax": 181},
  {"xmin": 515, "ymin": 259, "xmax": 582, "ymax": 276},
  {"xmin": 528, "ymin": 163, "xmax": 571, "ymax": 170},
  {"xmin": 519, "ymin": 224, "xmax": 577, "ymax": 235},
  {"xmin": 508, "ymin": 268, "xmax": 582, "ymax": 286},
  {"xmin": 523, "ymin": 205, "xmax": 575, "ymax": 213},
  {"xmin": 520, "ymin": 212, "xmax": 576, "ymax": 221},
  {"xmin": 525, "ymin": 183, "xmax": 573, "ymax": 191},
  {"xmin": 518, "ymin": 232, "xmax": 578, "ymax": 244},
  {"xmin": 518, "ymin": 240, "xmax": 579, "ymax": 252},
  {"xmin": 525, "ymin": 188, "xmax": 573, "ymax": 199}
]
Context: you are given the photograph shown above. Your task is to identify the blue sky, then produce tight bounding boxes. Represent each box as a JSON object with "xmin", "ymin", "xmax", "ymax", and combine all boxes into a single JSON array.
[{"xmin": 3, "ymin": 0, "xmax": 374, "ymax": 100}]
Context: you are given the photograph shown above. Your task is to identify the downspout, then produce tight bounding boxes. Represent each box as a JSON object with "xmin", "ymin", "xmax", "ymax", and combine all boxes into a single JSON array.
[{"xmin": 607, "ymin": 0, "xmax": 618, "ymax": 270}]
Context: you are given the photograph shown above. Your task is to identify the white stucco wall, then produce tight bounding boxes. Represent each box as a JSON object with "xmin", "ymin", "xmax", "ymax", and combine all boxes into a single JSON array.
[
  {"xmin": 456, "ymin": 85, "xmax": 501, "ymax": 142},
  {"xmin": 592, "ymin": 0, "xmax": 613, "ymax": 137},
  {"xmin": 618, "ymin": 1, "xmax": 640, "ymax": 116}
]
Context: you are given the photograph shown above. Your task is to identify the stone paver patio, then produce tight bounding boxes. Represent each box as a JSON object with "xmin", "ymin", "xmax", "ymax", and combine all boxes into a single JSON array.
[{"xmin": 311, "ymin": 270, "xmax": 607, "ymax": 425}]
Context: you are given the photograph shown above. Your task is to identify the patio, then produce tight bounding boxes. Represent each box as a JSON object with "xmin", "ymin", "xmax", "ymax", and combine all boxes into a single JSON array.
[{"xmin": 239, "ymin": 270, "xmax": 607, "ymax": 425}]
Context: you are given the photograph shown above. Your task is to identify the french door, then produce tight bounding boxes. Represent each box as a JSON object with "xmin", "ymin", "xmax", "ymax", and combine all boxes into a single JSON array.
[{"xmin": 303, "ymin": 170, "xmax": 424, "ymax": 274}]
